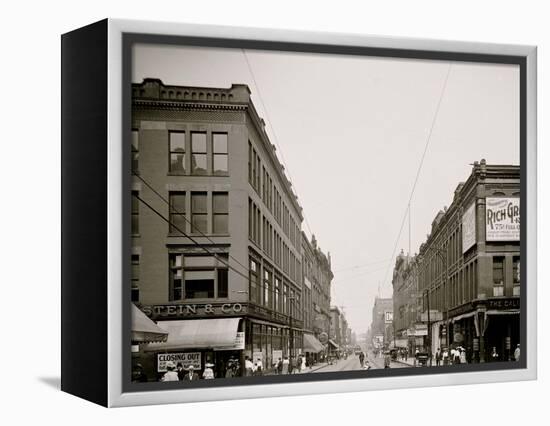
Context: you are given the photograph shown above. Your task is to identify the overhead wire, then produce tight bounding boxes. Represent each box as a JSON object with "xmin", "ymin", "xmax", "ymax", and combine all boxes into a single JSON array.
[
  {"xmin": 380, "ymin": 63, "xmax": 453, "ymax": 292},
  {"xmin": 133, "ymin": 172, "xmax": 251, "ymax": 276},
  {"xmin": 242, "ymin": 49, "xmax": 316, "ymax": 239},
  {"xmin": 133, "ymin": 194, "xmax": 252, "ymax": 283}
]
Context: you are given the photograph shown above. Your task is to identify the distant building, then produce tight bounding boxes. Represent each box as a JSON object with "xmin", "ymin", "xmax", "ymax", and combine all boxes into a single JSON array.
[
  {"xmin": 392, "ymin": 250, "xmax": 420, "ymax": 351},
  {"xmin": 301, "ymin": 233, "xmax": 333, "ymax": 359},
  {"xmin": 370, "ymin": 297, "xmax": 393, "ymax": 349}
]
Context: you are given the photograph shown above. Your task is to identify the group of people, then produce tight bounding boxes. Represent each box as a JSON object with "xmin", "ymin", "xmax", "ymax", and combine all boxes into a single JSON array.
[
  {"xmin": 274, "ymin": 355, "xmax": 306, "ymax": 374},
  {"xmin": 244, "ymin": 356, "xmax": 264, "ymax": 376},
  {"xmin": 160, "ymin": 362, "xmax": 213, "ymax": 382},
  {"xmin": 397, "ymin": 348, "xmax": 409, "ymax": 361},
  {"xmin": 434, "ymin": 347, "xmax": 467, "ymax": 366}
]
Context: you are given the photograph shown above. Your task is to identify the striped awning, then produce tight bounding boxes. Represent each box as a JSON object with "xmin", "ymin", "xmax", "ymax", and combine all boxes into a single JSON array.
[
  {"xmin": 131, "ymin": 304, "xmax": 168, "ymax": 343},
  {"xmin": 143, "ymin": 318, "xmax": 241, "ymax": 352},
  {"xmin": 303, "ymin": 333, "xmax": 324, "ymax": 353},
  {"xmin": 328, "ymin": 339, "xmax": 339, "ymax": 349}
]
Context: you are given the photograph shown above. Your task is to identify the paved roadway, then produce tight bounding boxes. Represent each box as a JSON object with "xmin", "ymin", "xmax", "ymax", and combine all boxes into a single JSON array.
[
  {"xmin": 306, "ymin": 353, "xmax": 410, "ymax": 373},
  {"xmin": 366, "ymin": 351, "xmax": 411, "ymax": 369}
]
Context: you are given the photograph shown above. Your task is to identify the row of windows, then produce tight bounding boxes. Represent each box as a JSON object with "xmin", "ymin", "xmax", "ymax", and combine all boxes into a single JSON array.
[
  {"xmin": 131, "ymin": 253, "xmax": 229, "ymax": 302},
  {"xmin": 169, "ymin": 254, "xmax": 229, "ymax": 301},
  {"xmin": 132, "ymin": 130, "xmax": 228, "ymax": 176},
  {"xmin": 248, "ymin": 198, "xmax": 262, "ymax": 246},
  {"xmin": 424, "ymin": 255, "xmax": 521, "ymax": 312},
  {"xmin": 249, "ymin": 198, "xmax": 301, "ymax": 281},
  {"xmin": 169, "ymin": 191, "xmax": 229, "ymax": 235},
  {"xmin": 248, "ymin": 141, "xmax": 261, "ymax": 192},
  {"xmin": 249, "ymin": 257, "xmax": 301, "ymax": 320},
  {"xmin": 248, "ymin": 141, "xmax": 301, "ymax": 250},
  {"xmin": 131, "ymin": 191, "xmax": 228, "ymax": 236}
]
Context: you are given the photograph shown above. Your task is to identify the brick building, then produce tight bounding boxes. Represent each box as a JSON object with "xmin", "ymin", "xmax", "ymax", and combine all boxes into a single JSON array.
[
  {"xmin": 370, "ymin": 297, "xmax": 394, "ymax": 349},
  {"xmin": 130, "ymin": 79, "xmax": 310, "ymax": 379},
  {"xmin": 392, "ymin": 251, "xmax": 420, "ymax": 351},
  {"xmin": 417, "ymin": 160, "xmax": 520, "ymax": 363},
  {"xmin": 301, "ymin": 233, "xmax": 333, "ymax": 360}
]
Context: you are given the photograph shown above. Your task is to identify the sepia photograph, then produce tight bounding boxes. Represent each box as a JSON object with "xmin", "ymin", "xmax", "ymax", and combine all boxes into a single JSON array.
[{"xmin": 128, "ymin": 41, "xmax": 522, "ymax": 386}]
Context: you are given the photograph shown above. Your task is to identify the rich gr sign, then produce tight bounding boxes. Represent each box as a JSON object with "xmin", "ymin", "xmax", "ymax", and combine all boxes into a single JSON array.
[{"xmin": 486, "ymin": 198, "xmax": 520, "ymax": 241}]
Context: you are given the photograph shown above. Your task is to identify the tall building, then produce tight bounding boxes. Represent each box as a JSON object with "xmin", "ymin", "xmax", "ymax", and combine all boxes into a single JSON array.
[
  {"xmin": 131, "ymin": 79, "xmax": 308, "ymax": 379},
  {"xmin": 301, "ymin": 233, "xmax": 333, "ymax": 359},
  {"xmin": 370, "ymin": 297, "xmax": 394, "ymax": 349},
  {"xmin": 392, "ymin": 250, "xmax": 421, "ymax": 351},
  {"xmin": 417, "ymin": 160, "xmax": 520, "ymax": 362}
]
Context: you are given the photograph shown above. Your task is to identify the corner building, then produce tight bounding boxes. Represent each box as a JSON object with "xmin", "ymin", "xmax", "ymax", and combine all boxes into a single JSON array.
[
  {"xmin": 131, "ymin": 79, "xmax": 305, "ymax": 379},
  {"xmin": 418, "ymin": 160, "xmax": 520, "ymax": 363}
]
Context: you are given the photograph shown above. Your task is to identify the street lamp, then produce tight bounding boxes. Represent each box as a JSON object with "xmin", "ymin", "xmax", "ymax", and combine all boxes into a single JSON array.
[{"xmin": 423, "ymin": 288, "xmax": 432, "ymax": 366}]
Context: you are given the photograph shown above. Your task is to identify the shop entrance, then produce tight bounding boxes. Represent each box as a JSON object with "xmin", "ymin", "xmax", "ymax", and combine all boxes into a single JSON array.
[{"xmin": 484, "ymin": 314, "xmax": 520, "ymax": 362}]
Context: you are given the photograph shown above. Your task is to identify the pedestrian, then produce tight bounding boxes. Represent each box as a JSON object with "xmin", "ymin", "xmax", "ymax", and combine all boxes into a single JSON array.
[
  {"xmin": 255, "ymin": 358, "xmax": 263, "ymax": 375},
  {"xmin": 301, "ymin": 355, "xmax": 306, "ymax": 371},
  {"xmin": 459, "ymin": 348, "xmax": 467, "ymax": 364},
  {"xmin": 282, "ymin": 356, "xmax": 290, "ymax": 374},
  {"xmin": 359, "ymin": 351, "xmax": 365, "ymax": 368},
  {"xmin": 160, "ymin": 361, "xmax": 179, "ymax": 382},
  {"xmin": 202, "ymin": 363, "xmax": 215, "ymax": 379},
  {"xmin": 435, "ymin": 348, "xmax": 442, "ymax": 366},
  {"xmin": 514, "ymin": 344, "xmax": 520, "ymax": 361},
  {"xmin": 176, "ymin": 362, "xmax": 185, "ymax": 380},
  {"xmin": 244, "ymin": 356, "xmax": 254, "ymax": 377},
  {"xmin": 414, "ymin": 348, "xmax": 419, "ymax": 367},
  {"xmin": 452, "ymin": 347, "xmax": 461, "ymax": 365},
  {"xmin": 405, "ymin": 348, "xmax": 409, "ymax": 361},
  {"xmin": 384, "ymin": 351, "xmax": 391, "ymax": 369},
  {"xmin": 296, "ymin": 355, "xmax": 302, "ymax": 373},
  {"xmin": 491, "ymin": 347, "xmax": 499, "ymax": 362},
  {"xmin": 132, "ymin": 363, "xmax": 148, "ymax": 382},
  {"xmin": 442, "ymin": 348, "xmax": 449, "ymax": 365},
  {"xmin": 182, "ymin": 365, "xmax": 200, "ymax": 381},
  {"xmin": 225, "ymin": 360, "xmax": 235, "ymax": 378},
  {"xmin": 276, "ymin": 357, "xmax": 283, "ymax": 374}
]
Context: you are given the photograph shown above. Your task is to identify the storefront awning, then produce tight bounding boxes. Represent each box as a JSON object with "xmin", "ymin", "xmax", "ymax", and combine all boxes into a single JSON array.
[
  {"xmin": 143, "ymin": 317, "xmax": 241, "ymax": 352},
  {"xmin": 451, "ymin": 311, "xmax": 477, "ymax": 323},
  {"xmin": 328, "ymin": 339, "xmax": 339, "ymax": 349},
  {"xmin": 486, "ymin": 309, "xmax": 520, "ymax": 316},
  {"xmin": 392, "ymin": 339, "xmax": 409, "ymax": 348},
  {"xmin": 131, "ymin": 304, "xmax": 168, "ymax": 343},
  {"xmin": 303, "ymin": 333, "xmax": 324, "ymax": 353}
]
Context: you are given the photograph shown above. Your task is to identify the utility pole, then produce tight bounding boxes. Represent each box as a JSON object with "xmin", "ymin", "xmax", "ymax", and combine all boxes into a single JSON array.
[{"xmin": 426, "ymin": 288, "xmax": 432, "ymax": 366}]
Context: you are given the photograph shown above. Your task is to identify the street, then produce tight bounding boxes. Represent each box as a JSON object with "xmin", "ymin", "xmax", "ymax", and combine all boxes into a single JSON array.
[{"xmin": 304, "ymin": 353, "xmax": 410, "ymax": 374}]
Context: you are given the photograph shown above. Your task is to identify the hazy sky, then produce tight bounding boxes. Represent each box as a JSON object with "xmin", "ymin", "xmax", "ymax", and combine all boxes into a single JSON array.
[{"xmin": 133, "ymin": 44, "xmax": 520, "ymax": 335}]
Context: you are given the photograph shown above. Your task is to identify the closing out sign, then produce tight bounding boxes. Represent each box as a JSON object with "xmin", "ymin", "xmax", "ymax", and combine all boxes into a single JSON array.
[
  {"xmin": 157, "ymin": 352, "xmax": 201, "ymax": 372},
  {"xmin": 486, "ymin": 198, "xmax": 520, "ymax": 241}
]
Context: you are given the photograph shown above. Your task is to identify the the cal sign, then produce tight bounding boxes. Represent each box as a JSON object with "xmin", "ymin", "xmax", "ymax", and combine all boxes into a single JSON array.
[{"xmin": 486, "ymin": 198, "xmax": 520, "ymax": 241}]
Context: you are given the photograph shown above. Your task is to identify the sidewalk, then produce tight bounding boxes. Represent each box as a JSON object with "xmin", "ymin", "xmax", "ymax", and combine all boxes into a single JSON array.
[{"xmin": 393, "ymin": 358, "xmax": 416, "ymax": 367}]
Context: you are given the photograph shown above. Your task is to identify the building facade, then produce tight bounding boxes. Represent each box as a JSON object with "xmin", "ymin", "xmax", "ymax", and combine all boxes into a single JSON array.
[
  {"xmin": 370, "ymin": 297, "xmax": 394, "ymax": 350},
  {"xmin": 392, "ymin": 251, "xmax": 421, "ymax": 351},
  {"xmin": 131, "ymin": 79, "xmax": 308, "ymax": 379},
  {"xmin": 417, "ymin": 160, "xmax": 520, "ymax": 363},
  {"xmin": 301, "ymin": 232, "xmax": 333, "ymax": 360}
]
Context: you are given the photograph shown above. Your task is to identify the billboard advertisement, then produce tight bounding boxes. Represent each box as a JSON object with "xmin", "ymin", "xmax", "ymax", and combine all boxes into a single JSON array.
[
  {"xmin": 462, "ymin": 202, "xmax": 476, "ymax": 252},
  {"xmin": 157, "ymin": 352, "xmax": 201, "ymax": 372},
  {"xmin": 486, "ymin": 198, "xmax": 520, "ymax": 241}
]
